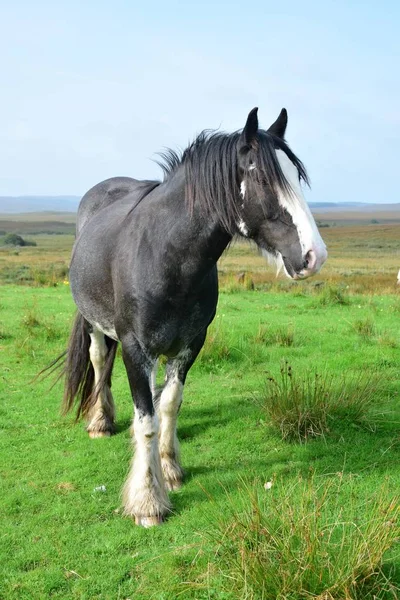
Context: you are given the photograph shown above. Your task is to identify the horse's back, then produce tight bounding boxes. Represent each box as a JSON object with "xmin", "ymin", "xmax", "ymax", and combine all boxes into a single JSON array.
[{"xmin": 76, "ymin": 177, "xmax": 142, "ymax": 234}]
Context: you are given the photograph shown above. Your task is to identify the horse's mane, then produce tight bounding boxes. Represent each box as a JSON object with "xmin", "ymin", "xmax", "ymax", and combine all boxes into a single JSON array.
[{"xmin": 156, "ymin": 129, "xmax": 309, "ymax": 235}]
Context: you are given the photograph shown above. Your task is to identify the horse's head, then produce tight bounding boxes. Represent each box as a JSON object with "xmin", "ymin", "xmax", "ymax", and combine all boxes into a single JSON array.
[{"xmin": 236, "ymin": 108, "xmax": 327, "ymax": 279}]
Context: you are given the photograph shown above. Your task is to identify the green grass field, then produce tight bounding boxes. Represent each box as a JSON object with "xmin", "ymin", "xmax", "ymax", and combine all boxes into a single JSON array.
[
  {"xmin": 1, "ymin": 217, "xmax": 400, "ymax": 598},
  {"xmin": 1, "ymin": 281, "xmax": 399, "ymax": 599}
]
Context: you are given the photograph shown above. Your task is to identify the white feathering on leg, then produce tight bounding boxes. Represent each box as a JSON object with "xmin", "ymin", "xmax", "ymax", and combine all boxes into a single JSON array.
[
  {"xmin": 159, "ymin": 374, "xmax": 184, "ymax": 491},
  {"xmin": 123, "ymin": 412, "xmax": 170, "ymax": 523}
]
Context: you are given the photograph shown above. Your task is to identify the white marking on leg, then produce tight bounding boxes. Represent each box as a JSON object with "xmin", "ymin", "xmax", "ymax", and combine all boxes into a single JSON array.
[
  {"xmin": 159, "ymin": 371, "xmax": 184, "ymax": 491},
  {"xmin": 275, "ymin": 149, "xmax": 327, "ymax": 273},
  {"xmin": 123, "ymin": 412, "xmax": 170, "ymax": 523},
  {"xmin": 150, "ymin": 359, "xmax": 159, "ymax": 398},
  {"xmin": 240, "ymin": 180, "xmax": 246, "ymax": 199},
  {"xmin": 87, "ymin": 329, "xmax": 115, "ymax": 435}
]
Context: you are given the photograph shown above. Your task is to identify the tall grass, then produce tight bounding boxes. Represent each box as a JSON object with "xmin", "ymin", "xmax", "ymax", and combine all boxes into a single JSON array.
[
  {"xmin": 260, "ymin": 362, "xmax": 378, "ymax": 441},
  {"xmin": 317, "ymin": 284, "xmax": 350, "ymax": 306},
  {"xmin": 197, "ymin": 320, "xmax": 265, "ymax": 372},
  {"xmin": 193, "ymin": 476, "xmax": 400, "ymax": 600},
  {"xmin": 351, "ymin": 316, "xmax": 376, "ymax": 340},
  {"xmin": 220, "ymin": 272, "xmax": 255, "ymax": 293},
  {"xmin": 255, "ymin": 323, "xmax": 296, "ymax": 347}
]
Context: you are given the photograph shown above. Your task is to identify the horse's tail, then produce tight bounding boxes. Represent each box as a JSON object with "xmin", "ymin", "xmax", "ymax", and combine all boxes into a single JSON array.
[{"xmin": 62, "ymin": 312, "xmax": 117, "ymax": 419}]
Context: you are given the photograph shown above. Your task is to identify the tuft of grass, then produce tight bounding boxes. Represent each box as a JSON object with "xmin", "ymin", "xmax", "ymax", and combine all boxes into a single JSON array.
[
  {"xmin": 198, "ymin": 324, "xmax": 232, "ymax": 366},
  {"xmin": 32, "ymin": 264, "xmax": 69, "ymax": 286},
  {"xmin": 21, "ymin": 307, "xmax": 42, "ymax": 329},
  {"xmin": 377, "ymin": 331, "xmax": 398, "ymax": 349},
  {"xmin": 351, "ymin": 316, "xmax": 376, "ymax": 340},
  {"xmin": 260, "ymin": 362, "xmax": 378, "ymax": 441},
  {"xmin": 317, "ymin": 284, "xmax": 350, "ymax": 306},
  {"xmin": 255, "ymin": 323, "xmax": 296, "ymax": 347},
  {"xmin": 220, "ymin": 272, "xmax": 255, "ymax": 293},
  {"xmin": 194, "ymin": 476, "xmax": 400, "ymax": 600},
  {"xmin": 0, "ymin": 328, "xmax": 13, "ymax": 340},
  {"xmin": 197, "ymin": 320, "xmax": 265, "ymax": 372}
]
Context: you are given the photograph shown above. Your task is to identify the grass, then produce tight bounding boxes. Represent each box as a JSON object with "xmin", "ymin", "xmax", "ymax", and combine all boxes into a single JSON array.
[
  {"xmin": 191, "ymin": 475, "xmax": 399, "ymax": 600},
  {"xmin": 255, "ymin": 323, "xmax": 296, "ymax": 347},
  {"xmin": 316, "ymin": 284, "xmax": 350, "ymax": 306},
  {"xmin": 0, "ymin": 220, "xmax": 400, "ymax": 293},
  {"xmin": 0, "ymin": 233, "xmax": 73, "ymax": 285},
  {"xmin": 1, "ymin": 284, "xmax": 399, "ymax": 599},
  {"xmin": 0, "ymin": 217, "xmax": 399, "ymax": 598},
  {"xmin": 259, "ymin": 362, "xmax": 380, "ymax": 442},
  {"xmin": 351, "ymin": 316, "xmax": 376, "ymax": 339}
]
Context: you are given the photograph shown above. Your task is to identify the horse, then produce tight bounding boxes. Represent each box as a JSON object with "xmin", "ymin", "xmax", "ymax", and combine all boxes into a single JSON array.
[{"xmin": 61, "ymin": 107, "xmax": 327, "ymax": 526}]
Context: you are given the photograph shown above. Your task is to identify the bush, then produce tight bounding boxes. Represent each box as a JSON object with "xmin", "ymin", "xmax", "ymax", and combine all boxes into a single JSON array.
[{"xmin": 1, "ymin": 233, "xmax": 37, "ymax": 247}]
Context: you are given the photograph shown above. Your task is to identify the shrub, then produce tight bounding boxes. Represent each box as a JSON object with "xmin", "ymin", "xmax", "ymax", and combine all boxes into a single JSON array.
[{"xmin": 1, "ymin": 233, "xmax": 37, "ymax": 247}]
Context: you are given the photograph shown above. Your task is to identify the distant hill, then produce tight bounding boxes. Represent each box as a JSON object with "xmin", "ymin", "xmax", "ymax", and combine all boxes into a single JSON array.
[
  {"xmin": 0, "ymin": 196, "xmax": 80, "ymax": 214},
  {"xmin": 0, "ymin": 196, "xmax": 399, "ymax": 216},
  {"xmin": 310, "ymin": 202, "xmax": 400, "ymax": 213}
]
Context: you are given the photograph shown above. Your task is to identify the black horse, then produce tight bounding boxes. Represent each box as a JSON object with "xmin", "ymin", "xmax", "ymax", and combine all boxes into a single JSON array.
[{"xmin": 62, "ymin": 108, "xmax": 327, "ymax": 526}]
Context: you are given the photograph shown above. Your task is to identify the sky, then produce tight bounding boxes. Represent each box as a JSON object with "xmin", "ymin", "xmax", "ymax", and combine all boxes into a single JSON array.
[{"xmin": 1, "ymin": 0, "xmax": 399, "ymax": 203}]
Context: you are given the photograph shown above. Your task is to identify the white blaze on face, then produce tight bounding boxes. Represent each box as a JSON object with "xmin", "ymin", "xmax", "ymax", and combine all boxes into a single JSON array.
[{"xmin": 275, "ymin": 149, "xmax": 327, "ymax": 271}]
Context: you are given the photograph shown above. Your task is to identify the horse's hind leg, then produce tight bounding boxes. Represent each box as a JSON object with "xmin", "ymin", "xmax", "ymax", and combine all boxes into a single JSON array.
[
  {"xmin": 159, "ymin": 331, "xmax": 207, "ymax": 491},
  {"xmin": 87, "ymin": 329, "xmax": 116, "ymax": 438}
]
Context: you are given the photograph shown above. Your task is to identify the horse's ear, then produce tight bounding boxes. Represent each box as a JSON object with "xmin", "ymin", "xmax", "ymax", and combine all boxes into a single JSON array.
[
  {"xmin": 241, "ymin": 107, "xmax": 259, "ymax": 149},
  {"xmin": 267, "ymin": 108, "xmax": 288, "ymax": 138}
]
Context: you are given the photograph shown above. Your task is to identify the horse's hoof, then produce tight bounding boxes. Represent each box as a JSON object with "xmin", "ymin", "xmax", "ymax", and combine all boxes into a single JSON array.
[
  {"xmin": 88, "ymin": 430, "xmax": 112, "ymax": 439},
  {"xmin": 135, "ymin": 515, "xmax": 163, "ymax": 527}
]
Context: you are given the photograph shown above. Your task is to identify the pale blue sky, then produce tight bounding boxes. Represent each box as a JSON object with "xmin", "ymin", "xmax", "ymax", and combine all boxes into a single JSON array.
[{"xmin": 1, "ymin": 0, "xmax": 399, "ymax": 203}]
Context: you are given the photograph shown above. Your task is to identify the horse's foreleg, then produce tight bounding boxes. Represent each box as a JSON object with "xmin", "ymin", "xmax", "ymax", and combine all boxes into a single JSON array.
[
  {"xmin": 121, "ymin": 336, "xmax": 170, "ymax": 527},
  {"xmin": 87, "ymin": 329, "xmax": 115, "ymax": 438},
  {"xmin": 159, "ymin": 331, "xmax": 207, "ymax": 491}
]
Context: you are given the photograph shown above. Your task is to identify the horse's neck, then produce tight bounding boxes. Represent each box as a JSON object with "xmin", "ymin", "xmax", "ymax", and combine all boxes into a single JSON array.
[
  {"xmin": 173, "ymin": 207, "xmax": 231, "ymax": 276},
  {"xmin": 155, "ymin": 173, "xmax": 232, "ymax": 277}
]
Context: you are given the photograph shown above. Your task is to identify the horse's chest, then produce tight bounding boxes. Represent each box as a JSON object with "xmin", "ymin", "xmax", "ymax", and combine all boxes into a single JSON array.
[{"xmin": 142, "ymin": 298, "xmax": 213, "ymax": 356}]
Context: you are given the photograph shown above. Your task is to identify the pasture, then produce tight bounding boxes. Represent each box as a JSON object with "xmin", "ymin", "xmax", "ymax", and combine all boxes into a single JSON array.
[{"xmin": 1, "ymin": 220, "xmax": 400, "ymax": 599}]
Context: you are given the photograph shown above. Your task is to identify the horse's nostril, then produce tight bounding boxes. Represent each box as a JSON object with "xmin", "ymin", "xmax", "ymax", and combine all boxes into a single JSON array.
[{"xmin": 304, "ymin": 249, "xmax": 316, "ymax": 271}]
